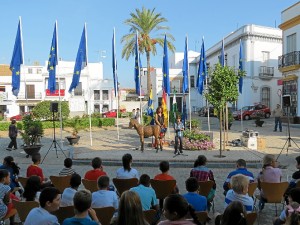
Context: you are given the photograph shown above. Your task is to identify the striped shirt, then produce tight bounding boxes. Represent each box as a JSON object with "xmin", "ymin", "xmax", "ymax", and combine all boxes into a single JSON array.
[
  {"xmin": 223, "ymin": 168, "xmax": 255, "ymax": 191},
  {"xmin": 59, "ymin": 167, "xmax": 76, "ymax": 176},
  {"xmin": 225, "ymin": 190, "xmax": 254, "ymax": 212}
]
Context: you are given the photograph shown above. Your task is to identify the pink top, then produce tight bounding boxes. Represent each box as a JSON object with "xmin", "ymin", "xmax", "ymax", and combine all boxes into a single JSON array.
[
  {"xmin": 259, "ymin": 166, "xmax": 282, "ymax": 183},
  {"xmin": 158, "ymin": 220, "xmax": 196, "ymax": 225}
]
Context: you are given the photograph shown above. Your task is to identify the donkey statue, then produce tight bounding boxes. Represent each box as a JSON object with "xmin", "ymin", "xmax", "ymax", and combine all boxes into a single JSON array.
[{"xmin": 129, "ymin": 119, "xmax": 162, "ymax": 152}]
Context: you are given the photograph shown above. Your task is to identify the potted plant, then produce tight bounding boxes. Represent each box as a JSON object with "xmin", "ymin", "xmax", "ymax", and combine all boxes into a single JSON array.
[
  {"xmin": 20, "ymin": 114, "xmax": 44, "ymax": 158},
  {"xmin": 252, "ymin": 111, "xmax": 265, "ymax": 127},
  {"xmin": 65, "ymin": 117, "xmax": 82, "ymax": 145}
]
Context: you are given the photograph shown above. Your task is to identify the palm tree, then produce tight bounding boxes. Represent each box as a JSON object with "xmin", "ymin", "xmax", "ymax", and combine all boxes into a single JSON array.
[{"xmin": 121, "ymin": 7, "xmax": 175, "ymax": 96}]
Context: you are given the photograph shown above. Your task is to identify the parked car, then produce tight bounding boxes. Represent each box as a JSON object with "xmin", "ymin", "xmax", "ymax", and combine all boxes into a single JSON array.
[
  {"xmin": 102, "ymin": 109, "xmax": 117, "ymax": 118},
  {"xmin": 232, "ymin": 104, "xmax": 271, "ymax": 120},
  {"xmin": 10, "ymin": 112, "xmax": 31, "ymax": 121},
  {"xmin": 198, "ymin": 107, "xmax": 216, "ymax": 117}
]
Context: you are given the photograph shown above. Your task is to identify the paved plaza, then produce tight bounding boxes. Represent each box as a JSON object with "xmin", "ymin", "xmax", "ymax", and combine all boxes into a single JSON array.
[{"xmin": 0, "ymin": 116, "xmax": 299, "ymax": 224}]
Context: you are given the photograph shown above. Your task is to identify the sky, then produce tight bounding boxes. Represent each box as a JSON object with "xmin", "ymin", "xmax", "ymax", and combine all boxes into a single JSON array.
[{"xmin": 0, "ymin": 0, "xmax": 297, "ymax": 88}]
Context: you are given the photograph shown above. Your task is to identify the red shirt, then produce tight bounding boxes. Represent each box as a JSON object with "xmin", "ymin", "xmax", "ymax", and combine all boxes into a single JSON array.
[
  {"xmin": 27, "ymin": 164, "xmax": 44, "ymax": 181},
  {"xmin": 154, "ymin": 173, "xmax": 175, "ymax": 180},
  {"xmin": 84, "ymin": 169, "xmax": 107, "ymax": 181}
]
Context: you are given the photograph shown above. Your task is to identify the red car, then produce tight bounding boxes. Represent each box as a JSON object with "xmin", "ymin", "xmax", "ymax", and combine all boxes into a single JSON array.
[
  {"xmin": 233, "ymin": 104, "xmax": 271, "ymax": 120},
  {"xmin": 102, "ymin": 109, "xmax": 117, "ymax": 118},
  {"xmin": 10, "ymin": 112, "xmax": 31, "ymax": 121}
]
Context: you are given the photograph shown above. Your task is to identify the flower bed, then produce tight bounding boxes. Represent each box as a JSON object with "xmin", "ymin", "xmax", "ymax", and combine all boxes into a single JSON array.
[{"xmin": 183, "ymin": 130, "xmax": 214, "ymax": 150}]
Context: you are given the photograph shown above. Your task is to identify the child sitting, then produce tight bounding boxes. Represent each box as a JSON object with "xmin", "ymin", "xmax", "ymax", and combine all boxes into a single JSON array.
[
  {"xmin": 59, "ymin": 158, "xmax": 76, "ymax": 176},
  {"xmin": 63, "ymin": 190, "xmax": 100, "ymax": 225}
]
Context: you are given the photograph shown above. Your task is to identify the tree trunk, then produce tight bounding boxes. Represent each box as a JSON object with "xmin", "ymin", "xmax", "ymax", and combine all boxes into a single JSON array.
[
  {"xmin": 219, "ymin": 109, "xmax": 223, "ymax": 157},
  {"xmin": 225, "ymin": 103, "xmax": 228, "ymax": 147},
  {"xmin": 222, "ymin": 107, "xmax": 226, "ymax": 151},
  {"xmin": 146, "ymin": 51, "xmax": 152, "ymax": 96}
]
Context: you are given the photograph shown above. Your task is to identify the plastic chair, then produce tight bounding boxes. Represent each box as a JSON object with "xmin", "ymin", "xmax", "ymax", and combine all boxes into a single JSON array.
[
  {"xmin": 248, "ymin": 182, "xmax": 258, "ymax": 197},
  {"xmin": 93, "ymin": 207, "xmax": 115, "ymax": 225},
  {"xmin": 53, "ymin": 205, "xmax": 75, "ymax": 224},
  {"xmin": 112, "ymin": 178, "xmax": 138, "ymax": 196},
  {"xmin": 260, "ymin": 182, "xmax": 289, "ymax": 216},
  {"xmin": 198, "ymin": 180, "xmax": 215, "ymax": 212},
  {"xmin": 246, "ymin": 212, "xmax": 257, "ymax": 225},
  {"xmin": 143, "ymin": 209, "xmax": 157, "ymax": 225},
  {"xmin": 18, "ymin": 176, "xmax": 29, "ymax": 188},
  {"xmin": 195, "ymin": 211, "xmax": 210, "ymax": 225},
  {"xmin": 50, "ymin": 175, "xmax": 72, "ymax": 193},
  {"xmin": 82, "ymin": 179, "xmax": 98, "ymax": 193},
  {"xmin": 150, "ymin": 179, "xmax": 176, "ymax": 199},
  {"xmin": 12, "ymin": 199, "xmax": 39, "ymax": 223}
]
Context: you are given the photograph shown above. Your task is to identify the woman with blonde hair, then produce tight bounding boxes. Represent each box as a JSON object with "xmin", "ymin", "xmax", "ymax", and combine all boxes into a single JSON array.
[{"xmin": 116, "ymin": 190, "xmax": 149, "ymax": 225}]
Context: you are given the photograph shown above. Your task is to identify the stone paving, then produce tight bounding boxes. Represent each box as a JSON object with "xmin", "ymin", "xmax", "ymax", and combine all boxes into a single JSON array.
[{"xmin": 0, "ymin": 115, "xmax": 299, "ymax": 225}]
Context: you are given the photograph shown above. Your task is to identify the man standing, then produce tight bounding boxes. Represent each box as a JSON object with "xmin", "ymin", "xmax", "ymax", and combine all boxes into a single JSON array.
[
  {"xmin": 7, "ymin": 119, "xmax": 18, "ymax": 151},
  {"xmin": 273, "ymin": 104, "xmax": 284, "ymax": 132}
]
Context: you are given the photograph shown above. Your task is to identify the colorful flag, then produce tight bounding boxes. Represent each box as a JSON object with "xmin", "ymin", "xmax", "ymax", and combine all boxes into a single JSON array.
[
  {"xmin": 10, "ymin": 18, "xmax": 24, "ymax": 97},
  {"xmin": 68, "ymin": 25, "xmax": 88, "ymax": 93},
  {"xmin": 134, "ymin": 31, "xmax": 140, "ymax": 95},
  {"xmin": 182, "ymin": 95, "xmax": 187, "ymax": 127},
  {"xmin": 112, "ymin": 28, "xmax": 118, "ymax": 97},
  {"xmin": 162, "ymin": 35, "xmax": 170, "ymax": 96},
  {"xmin": 182, "ymin": 36, "xmax": 189, "ymax": 93},
  {"xmin": 220, "ymin": 38, "xmax": 225, "ymax": 67},
  {"xmin": 239, "ymin": 39, "xmax": 243, "ymax": 94},
  {"xmin": 197, "ymin": 38, "xmax": 207, "ymax": 95},
  {"xmin": 162, "ymin": 89, "xmax": 168, "ymax": 126},
  {"xmin": 147, "ymin": 88, "xmax": 154, "ymax": 125},
  {"xmin": 47, "ymin": 22, "xmax": 58, "ymax": 94}
]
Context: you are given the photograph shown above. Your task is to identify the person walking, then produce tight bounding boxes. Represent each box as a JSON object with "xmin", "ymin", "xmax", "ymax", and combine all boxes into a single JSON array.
[
  {"xmin": 273, "ymin": 104, "xmax": 284, "ymax": 132},
  {"xmin": 7, "ymin": 119, "xmax": 18, "ymax": 151}
]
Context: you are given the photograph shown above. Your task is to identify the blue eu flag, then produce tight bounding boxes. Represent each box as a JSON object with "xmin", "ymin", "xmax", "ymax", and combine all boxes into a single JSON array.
[
  {"xmin": 112, "ymin": 28, "xmax": 118, "ymax": 97},
  {"xmin": 47, "ymin": 22, "xmax": 58, "ymax": 94},
  {"xmin": 182, "ymin": 36, "xmax": 189, "ymax": 93},
  {"xmin": 239, "ymin": 39, "xmax": 244, "ymax": 94},
  {"xmin": 162, "ymin": 35, "xmax": 170, "ymax": 95},
  {"xmin": 10, "ymin": 19, "xmax": 23, "ymax": 97},
  {"xmin": 197, "ymin": 38, "xmax": 207, "ymax": 95},
  {"xmin": 69, "ymin": 25, "xmax": 87, "ymax": 93},
  {"xmin": 134, "ymin": 31, "xmax": 140, "ymax": 95},
  {"xmin": 220, "ymin": 39, "xmax": 225, "ymax": 67}
]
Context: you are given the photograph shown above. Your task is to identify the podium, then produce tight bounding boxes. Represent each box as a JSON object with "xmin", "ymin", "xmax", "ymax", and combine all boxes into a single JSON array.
[{"xmin": 241, "ymin": 130, "xmax": 258, "ymax": 150}]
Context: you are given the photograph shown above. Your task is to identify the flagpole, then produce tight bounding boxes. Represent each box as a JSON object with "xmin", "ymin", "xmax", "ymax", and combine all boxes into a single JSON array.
[
  {"xmin": 187, "ymin": 36, "xmax": 191, "ymax": 131},
  {"xmin": 19, "ymin": 16, "xmax": 28, "ymax": 112},
  {"xmin": 206, "ymin": 75, "xmax": 211, "ymax": 132},
  {"xmin": 113, "ymin": 28, "xmax": 120, "ymax": 140},
  {"xmin": 85, "ymin": 23, "xmax": 92, "ymax": 146}
]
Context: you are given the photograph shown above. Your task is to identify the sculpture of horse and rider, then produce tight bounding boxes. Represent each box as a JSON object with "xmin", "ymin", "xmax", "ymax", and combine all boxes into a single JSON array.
[{"xmin": 129, "ymin": 119, "xmax": 164, "ymax": 152}]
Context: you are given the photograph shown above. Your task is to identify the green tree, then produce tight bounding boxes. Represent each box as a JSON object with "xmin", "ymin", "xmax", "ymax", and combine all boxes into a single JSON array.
[
  {"xmin": 205, "ymin": 64, "xmax": 244, "ymax": 156},
  {"xmin": 122, "ymin": 7, "xmax": 175, "ymax": 95},
  {"xmin": 32, "ymin": 101, "xmax": 70, "ymax": 120}
]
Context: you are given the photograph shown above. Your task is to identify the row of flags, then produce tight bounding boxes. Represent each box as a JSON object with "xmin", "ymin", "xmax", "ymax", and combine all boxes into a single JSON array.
[{"xmin": 10, "ymin": 18, "xmax": 89, "ymax": 97}]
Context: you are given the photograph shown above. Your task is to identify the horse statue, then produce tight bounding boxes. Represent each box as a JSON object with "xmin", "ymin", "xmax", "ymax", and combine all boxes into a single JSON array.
[{"xmin": 129, "ymin": 119, "xmax": 162, "ymax": 152}]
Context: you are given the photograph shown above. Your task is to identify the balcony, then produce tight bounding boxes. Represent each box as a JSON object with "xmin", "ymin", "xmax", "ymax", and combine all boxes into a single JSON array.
[
  {"xmin": 17, "ymin": 92, "xmax": 42, "ymax": 100},
  {"xmin": 278, "ymin": 51, "xmax": 300, "ymax": 72},
  {"xmin": 259, "ymin": 66, "xmax": 274, "ymax": 80}
]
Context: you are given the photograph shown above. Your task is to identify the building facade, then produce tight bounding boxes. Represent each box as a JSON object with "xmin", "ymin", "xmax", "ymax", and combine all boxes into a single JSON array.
[{"xmin": 279, "ymin": 1, "xmax": 300, "ymax": 120}]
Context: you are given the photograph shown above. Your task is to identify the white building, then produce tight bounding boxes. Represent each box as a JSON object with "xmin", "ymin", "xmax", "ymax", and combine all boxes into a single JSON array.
[
  {"xmin": 0, "ymin": 60, "xmax": 115, "ymax": 118},
  {"xmin": 205, "ymin": 24, "xmax": 282, "ymax": 111},
  {"xmin": 279, "ymin": 1, "xmax": 300, "ymax": 121}
]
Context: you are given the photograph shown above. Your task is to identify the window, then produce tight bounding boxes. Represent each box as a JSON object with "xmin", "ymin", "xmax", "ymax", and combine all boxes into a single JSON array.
[
  {"xmin": 26, "ymin": 85, "xmax": 35, "ymax": 99},
  {"xmin": 74, "ymin": 82, "xmax": 82, "ymax": 96},
  {"xmin": 190, "ymin": 76, "xmax": 195, "ymax": 88},
  {"xmin": 45, "ymin": 78, "xmax": 65, "ymax": 90},
  {"xmin": 94, "ymin": 90, "xmax": 100, "ymax": 100},
  {"xmin": 28, "ymin": 68, "xmax": 33, "ymax": 74},
  {"xmin": 262, "ymin": 51, "xmax": 270, "ymax": 66},
  {"xmin": 261, "ymin": 87, "xmax": 270, "ymax": 107},
  {"xmin": 102, "ymin": 90, "xmax": 109, "ymax": 100},
  {"xmin": 94, "ymin": 104, "xmax": 100, "ymax": 112},
  {"xmin": 37, "ymin": 68, "xmax": 42, "ymax": 74},
  {"xmin": 287, "ymin": 33, "xmax": 296, "ymax": 53},
  {"xmin": 0, "ymin": 86, "xmax": 5, "ymax": 92}
]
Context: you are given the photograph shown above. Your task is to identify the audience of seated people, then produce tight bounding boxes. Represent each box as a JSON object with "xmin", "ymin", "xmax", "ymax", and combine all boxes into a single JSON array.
[
  {"xmin": 84, "ymin": 157, "xmax": 107, "ymax": 181},
  {"xmin": 158, "ymin": 194, "xmax": 202, "ymax": 225},
  {"xmin": 22, "ymin": 175, "xmax": 41, "ymax": 202},
  {"xmin": 63, "ymin": 190, "xmax": 100, "ymax": 225},
  {"xmin": 223, "ymin": 159, "xmax": 254, "ymax": 195},
  {"xmin": 283, "ymin": 202, "xmax": 300, "ymax": 225},
  {"xmin": 92, "ymin": 176, "xmax": 118, "ymax": 210},
  {"xmin": 26, "ymin": 153, "xmax": 51, "ymax": 187},
  {"xmin": 130, "ymin": 174, "xmax": 159, "ymax": 211},
  {"xmin": 190, "ymin": 155, "xmax": 216, "ymax": 209},
  {"xmin": 0, "ymin": 169, "xmax": 17, "ymax": 225},
  {"xmin": 274, "ymin": 187, "xmax": 300, "ymax": 225},
  {"xmin": 59, "ymin": 158, "xmax": 76, "ymax": 176},
  {"xmin": 60, "ymin": 173, "xmax": 82, "ymax": 206},
  {"xmin": 115, "ymin": 190, "xmax": 148, "ymax": 225},
  {"xmin": 0, "ymin": 156, "xmax": 21, "ymax": 194},
  {"xmin": 257, "ymin": 154, "xmax": 282, "ymax": 211},
  {"xmin": 24, "ymin": 187, "xmax": 61, "ymax": 225},
  {"xmin": 183, "ymin": 177, "xmax": 207, "ymax": 212},
  {"xmin": 116, "ymin": 154, "xmax": 139, "ymax": 179},
  {"xmin": 224, "ymin": 174, "xmax": 254, "ymax": 212},
  {"xmin": 285, "ymin": 156, "xmax": 300, "ymax": 204}
]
